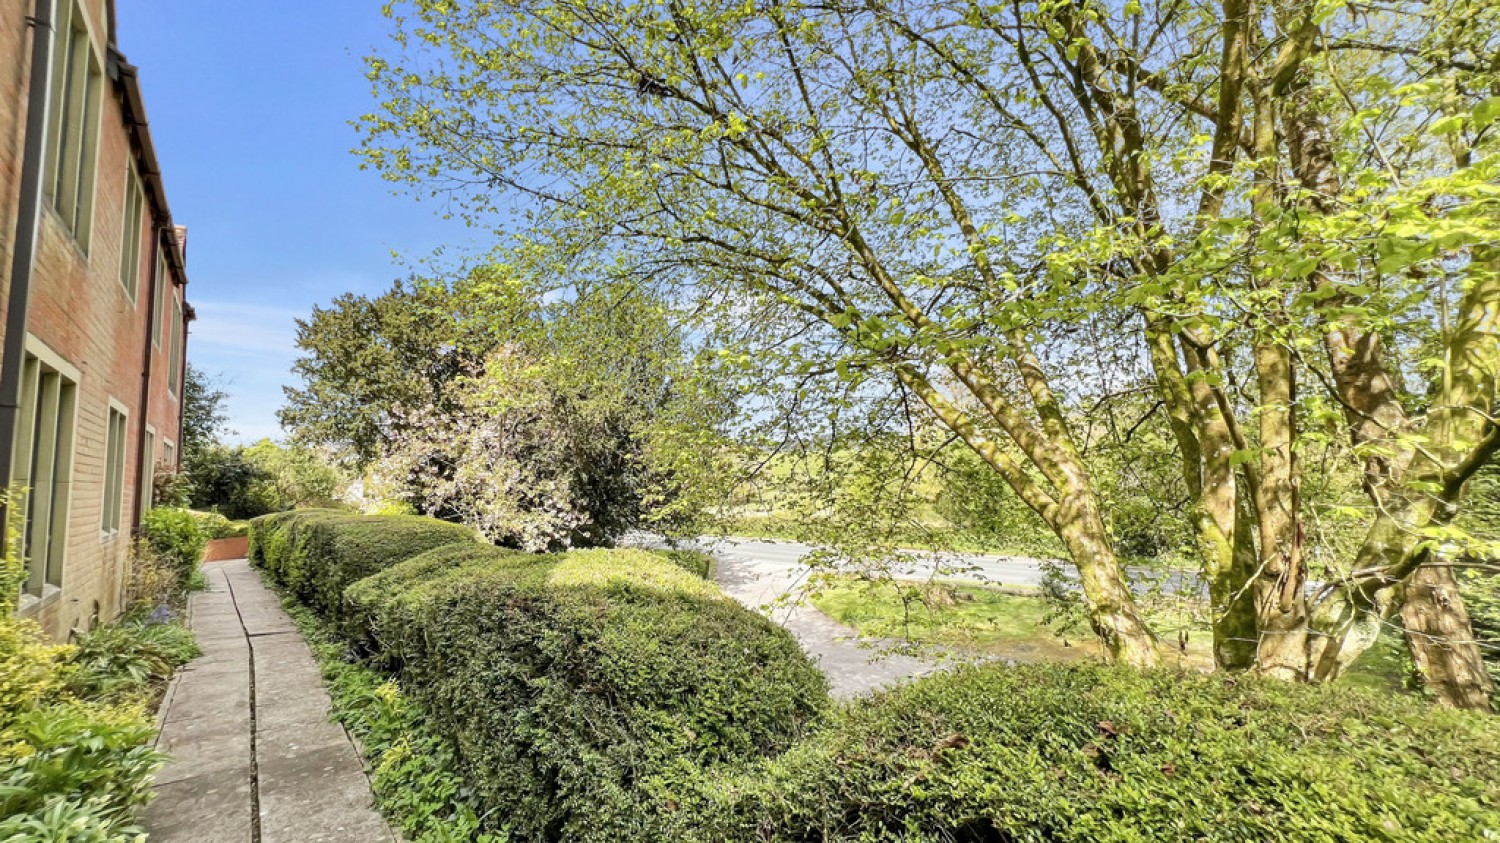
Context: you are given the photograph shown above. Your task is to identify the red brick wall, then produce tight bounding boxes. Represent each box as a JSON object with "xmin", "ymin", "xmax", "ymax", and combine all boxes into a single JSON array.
[{"xmin": 1, "ymin": 0, "xmax": 188, "ymax": 639}]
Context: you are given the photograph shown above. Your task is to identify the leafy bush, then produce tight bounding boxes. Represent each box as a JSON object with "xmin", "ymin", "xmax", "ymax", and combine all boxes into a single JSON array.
[
  {"xmin": 0, "ymin": 486, "xmax": 184, "ymax": 839},
  {"xmin": 188, "ymin": 510, "xmax": 247, "ymax": 540},
  {"xmin": 139, "ymin": 508, "xmax": 209, "ymax": 580},
  {"xmin": 67, "ymin": 614, "xmax": 200, "ymax": 699},
  {"xmin": 151, "ymin": 466, "xmax": 192, "ymax": 509},
  {"xmin": 184, "ymin": 445, "xmax": 272, "ymax": 519},
  {"xmin": 0, "ymin": 703, "xmax": 160, "ymax": 840},
  {"xmin": 677, "ymin": 662, "xmax": 1500, "ymax": 842},
  {"xmin": 279, "ymin": 593, "xmax": 502, "ymax": 842},
  {"xmin": 188, "ymin": 441, "xmax": 345, "ymax": 519},
  {"xmin": 345, "ymin": 544, "xmax": 830, "ymax": 841},
  {"xmin": 655, "ymin": 548, "xmax": 714, "ymax": 579},
  {"xmin": 1, "ymin": 611, "xmax": 195, "ymax": 840},
  {"xmin": 250, "ymin": 510, "xmax": 476, "ymax": 621}
]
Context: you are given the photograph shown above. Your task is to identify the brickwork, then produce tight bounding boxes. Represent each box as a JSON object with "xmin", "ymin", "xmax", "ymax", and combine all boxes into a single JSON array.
[{"xmin": 0, "ymin": 0, "xmax": 189, "ymax": 639}]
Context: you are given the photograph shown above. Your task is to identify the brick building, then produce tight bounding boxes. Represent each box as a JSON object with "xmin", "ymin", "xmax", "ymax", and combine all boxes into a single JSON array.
[{"xmin": 1, "ymin": 0, "xmax": 190, "ymax": 639}]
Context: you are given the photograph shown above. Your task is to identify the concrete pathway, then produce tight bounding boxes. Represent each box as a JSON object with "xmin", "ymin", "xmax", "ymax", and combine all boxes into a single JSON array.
[
  {"xmin": 705, "ymin": 541, "xmax": 944, "ymax": 699},
  {"xmin": 144, "ymin": 559, "xmax": 393, "ymax": 843}
]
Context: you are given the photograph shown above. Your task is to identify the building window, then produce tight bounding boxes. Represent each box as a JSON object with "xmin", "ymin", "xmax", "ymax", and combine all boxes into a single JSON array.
[
  {"xmin": 139, "ymin": 427, "xmax": 155, "ymax": 519},
  {"xmin": 11, "ymin": 341, "xmax": 79, "ymax": 598},
  {"xmin": 168, "ymin": 297, "xmax": 183, "ymax": 396},
  {"xmin": 162, "ymin": 439, "xmax": 175, "ymax": 468},
  {"xmin": 119, "ymin": 166, "xmax": 144, "ymax": 300},
  {"xmin": 43, "ymin": 0, "xmax": 103, "ymax": 251},
  {"xmin": 152, "ymin": 251, "xmax": 166, "ymax": 348},
  {"xmin": 102, "ymin": 404, "xmax": 128, "ymax": 536}
]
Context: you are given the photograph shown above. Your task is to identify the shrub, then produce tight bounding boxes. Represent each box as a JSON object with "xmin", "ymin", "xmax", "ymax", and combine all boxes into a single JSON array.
[
  {"xmin": 123, "ymin": 541, "xmax": 182, "ymax": 611},
  {"xmin": 67, "ymin": 613, "xmax": 200, "ymax": 700},
  {"xmin": 678, "ymin": 662, "xmax": 1500, "ymax": 842},
  {"xmin": 655, "ymin": 548, "xmax": 714, "ymax": 579},
  {"xmin": 139, "ymin": 507, "xmax": 209, "ymax": 580},
  {"xmin": 346, "ymin": 545, "xmax": 830, "ymax": 841},
  {"xmin": 279, "ymin": 593, "xmax": 502, "ymax": 842},
  {"xmin": 246, "ymin": 509, "xmax": 343, "ymax": 573},
  {"xmin": 250, "ymin": 510, "xmax": 476, "ymax": 620},
  {"xmin": 0, "ymin": 703, "xmax": 160, "ymax": 838},
  {"xmin": 1, "ymin": 611, "xmax": 194, "ymax": 840},
  {"xmin": 189, "ymin": 510, "xmax": 247, "ymax": 541}
]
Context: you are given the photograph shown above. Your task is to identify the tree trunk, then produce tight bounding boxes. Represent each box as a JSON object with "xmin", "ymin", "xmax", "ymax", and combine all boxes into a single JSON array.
[
  {"xmin": 1251, "ymin": 338, "xmax": 1310, "ymax": 679},
  {"xmin": 1401, "ymin": 563, "xmax": 1496, "ymax": 710},
  {"xmin": 1056, "ymin": 500, "xmax": 1161, "ymax": 668}
]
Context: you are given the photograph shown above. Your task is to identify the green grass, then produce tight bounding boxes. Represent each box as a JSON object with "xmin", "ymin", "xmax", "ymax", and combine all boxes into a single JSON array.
[
  {"xmin": 812, "ymin": 576, "xmax": 1419, "ymax": 693},
  {"xmin": 811, "ymin": 577, "xmax": 1215, "ymax": 668},
  {"xmin": 1340, "ymin": 631, "xmax": 1412, "ymax": 694},
  {"xmin": 719, "ymin": 513, "xmax": 1070, "ymax": 558},
  {"xmin": 719, "ymin": 513, "xmax": 1200, "ymax": 570}
]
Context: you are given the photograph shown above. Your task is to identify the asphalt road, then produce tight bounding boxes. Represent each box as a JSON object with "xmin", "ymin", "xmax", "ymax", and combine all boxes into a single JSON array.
[
  {"xmin": 696, "ymin": 536, "xmax": 1202, "ymax": 595},
  {"xmin": 628, "ymin": 535, "xmax": 1201, "ymax": 698}
]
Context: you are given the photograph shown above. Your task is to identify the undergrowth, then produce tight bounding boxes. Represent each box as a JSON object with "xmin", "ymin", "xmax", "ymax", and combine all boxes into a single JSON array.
[{"xmin": 275, "ymin": 584, "xmax": 505, "ymax": 842}]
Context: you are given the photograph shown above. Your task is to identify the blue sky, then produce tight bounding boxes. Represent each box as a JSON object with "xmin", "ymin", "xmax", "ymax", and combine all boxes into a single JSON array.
[{"xmin": 116, "ymin": 1, "xmax": 482, "ymax": 444}]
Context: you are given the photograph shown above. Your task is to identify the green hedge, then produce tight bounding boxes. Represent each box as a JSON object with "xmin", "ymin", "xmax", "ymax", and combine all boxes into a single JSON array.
[
  {"xmin": 676, "ymin": 662, "xmax": 1500, "ymax": 842},
  {"xmin": 249, "ymin": 510, "xmax": 475, "ymax": 621},
  {"xmin": 345, "ymin": 544, "xmax": 830, "ymax": 841},
  {"xmin": 655, "ymin": 548, "xmax": 715, "ymax": 579}
]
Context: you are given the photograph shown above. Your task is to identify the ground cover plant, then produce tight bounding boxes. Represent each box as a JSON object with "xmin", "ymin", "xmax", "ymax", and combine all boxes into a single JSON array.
[{"xmin": 1, "ymin": 501, "xmax": 202, "ymax": 841}]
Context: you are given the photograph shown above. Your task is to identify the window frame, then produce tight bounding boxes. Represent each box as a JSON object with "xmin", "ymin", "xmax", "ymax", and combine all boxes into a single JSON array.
[
  {"xmin": 118, "ymin": 164, "xmax": 144, "ymax": 302},
  {"xmin": 101, "ymin": 401, "xmax": 129, "ymax": 538},
  {"xmin": 12, "ymin": 337, "xmax": 80, "ymax": 604},
  {"xmin": 139, "ymin": 425, "xmax": 156, "ymax": 520},
  {"xmin": 152, "ymin": 250, "xmax": 166, "ymax": 348},
  {"xmin": 167, "ymin": 294, "xmax": 183, "ymax": 397},
  {"xmin": 42, "ymin": 0, "xmax": 103, "ymax": 252}
]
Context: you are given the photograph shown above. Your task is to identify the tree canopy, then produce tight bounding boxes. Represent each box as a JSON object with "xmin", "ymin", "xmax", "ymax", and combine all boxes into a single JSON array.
[{"xmin": 356, "ymin": 0, "xmax": 1500, "ymax": 705}]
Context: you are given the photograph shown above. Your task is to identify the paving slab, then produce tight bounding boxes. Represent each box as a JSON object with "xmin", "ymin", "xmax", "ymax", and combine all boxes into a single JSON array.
[
  {"xmin": 259, "ymin": 744, "xmax": 395, "ymax": 843},
  {"xmin": 145, "ymin": 558, "xmax": 393, "ymax": 842},
  {"xmin": 145, "ymin": 765, "xmax": 254, "ymax": 842}
]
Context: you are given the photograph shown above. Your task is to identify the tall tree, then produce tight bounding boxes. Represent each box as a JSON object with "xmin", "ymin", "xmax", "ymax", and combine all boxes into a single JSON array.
[
  {"xmin": 280, "ymin": 278, "xmax": 503, "ymax": 465},
  {"xmin": 359, "ymin": 0, "xmax": 1500, "ymax": 698},
  {"xmin": 180, "ymin": 364, "xmax": 231, "ymax": 461}
]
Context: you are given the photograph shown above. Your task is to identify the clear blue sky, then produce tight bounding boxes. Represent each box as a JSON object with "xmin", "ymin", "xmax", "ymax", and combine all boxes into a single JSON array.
[{"xmin": 116, "ymin": 1, "xmax": 481, "ymax": 444}]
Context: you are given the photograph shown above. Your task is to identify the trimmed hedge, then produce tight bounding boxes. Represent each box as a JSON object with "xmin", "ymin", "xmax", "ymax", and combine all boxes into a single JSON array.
[
  {"xmin": 254, "ymin": 513, "xmax": 1500, "ymax": 843},
  {"xmin": 676, "ymin": 662, "xmax": 1500, "ymax": 842},
  {"xmin": 345, "ymin": 544, "xmax": 831, "ymax": 841},
  {"xmin": 656, "ymin": 548, "xmax": 715, "ymax": 579},
  {"xmin": 249, "ymin": 510, "xmax": 476, "ymax": 621}
]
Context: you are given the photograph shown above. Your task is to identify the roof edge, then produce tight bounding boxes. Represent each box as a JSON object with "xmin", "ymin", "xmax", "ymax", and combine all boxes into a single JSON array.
[{"xmin": 110, "ymin": 47, "xmax": 189, "ymax": 289}]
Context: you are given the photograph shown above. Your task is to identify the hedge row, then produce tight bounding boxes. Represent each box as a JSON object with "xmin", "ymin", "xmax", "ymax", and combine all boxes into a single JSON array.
[
  {"xmin": 250, "ymin": 509, "xmax": 476, "ymax": 623},
  {"xmin": 252, "ymin": 514, "xmax": 1500, "ymax": 843},
  {"xmin": 675, "ymin": 663, "xmax": 1500, "ymax": 842},
  {"xmin": 251, "ymin": 515, "xmax": 830, "ymax": 840}
]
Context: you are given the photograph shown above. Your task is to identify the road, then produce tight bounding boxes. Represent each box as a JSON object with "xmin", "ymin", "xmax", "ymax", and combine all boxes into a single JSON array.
[
  {"xmin": 696, "ymin": 537, "xmax": 1201, "ymax": 596},
  {"xmin": 629, "ymin": 536, "xmax": 1203, "ymax": 699}
]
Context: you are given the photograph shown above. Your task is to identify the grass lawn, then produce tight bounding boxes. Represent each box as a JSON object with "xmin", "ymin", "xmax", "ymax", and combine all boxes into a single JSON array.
[
  {"xmin": 811, "ymin": 576, "xmax": 1414, "ymax": 693},
  {"xmin": 810, "ymin": 576, "xmax": 1216, "ymax": 669}
]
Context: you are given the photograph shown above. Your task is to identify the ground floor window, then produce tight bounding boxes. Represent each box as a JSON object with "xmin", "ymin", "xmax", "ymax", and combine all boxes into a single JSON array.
[
  {"xmin": 11, "ymin": 340, "xmax": 79, "ymax": 598},
  {"xmin": 102, "ymin": 403, "xmax": 128, "ymax": 536}
]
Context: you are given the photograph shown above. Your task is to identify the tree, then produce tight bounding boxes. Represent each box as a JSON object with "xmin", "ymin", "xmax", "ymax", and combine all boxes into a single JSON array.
[
  {"xmin": 181, "ymin": 364, "xmax": 231, "ymax": 461},
  {"xmin": 186, "ymin": 441, "xmax": 343, "ymax": 519},
  {"xmin": 280, "ymin": 278, "xmax": 502, "ymax": 466},
  {"xmin": 360, "ymin": 0, "xmax": 1500, "ymax": 700},
  {"xmin": 287, "ymin": 273, "xmax": 726, "ymax": 549}
]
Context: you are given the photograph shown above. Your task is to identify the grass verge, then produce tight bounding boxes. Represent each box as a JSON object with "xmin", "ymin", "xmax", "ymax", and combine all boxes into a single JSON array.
[{"xmin": 811, "ymin": 576, "xmax": 1416, "ymax": 692}]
